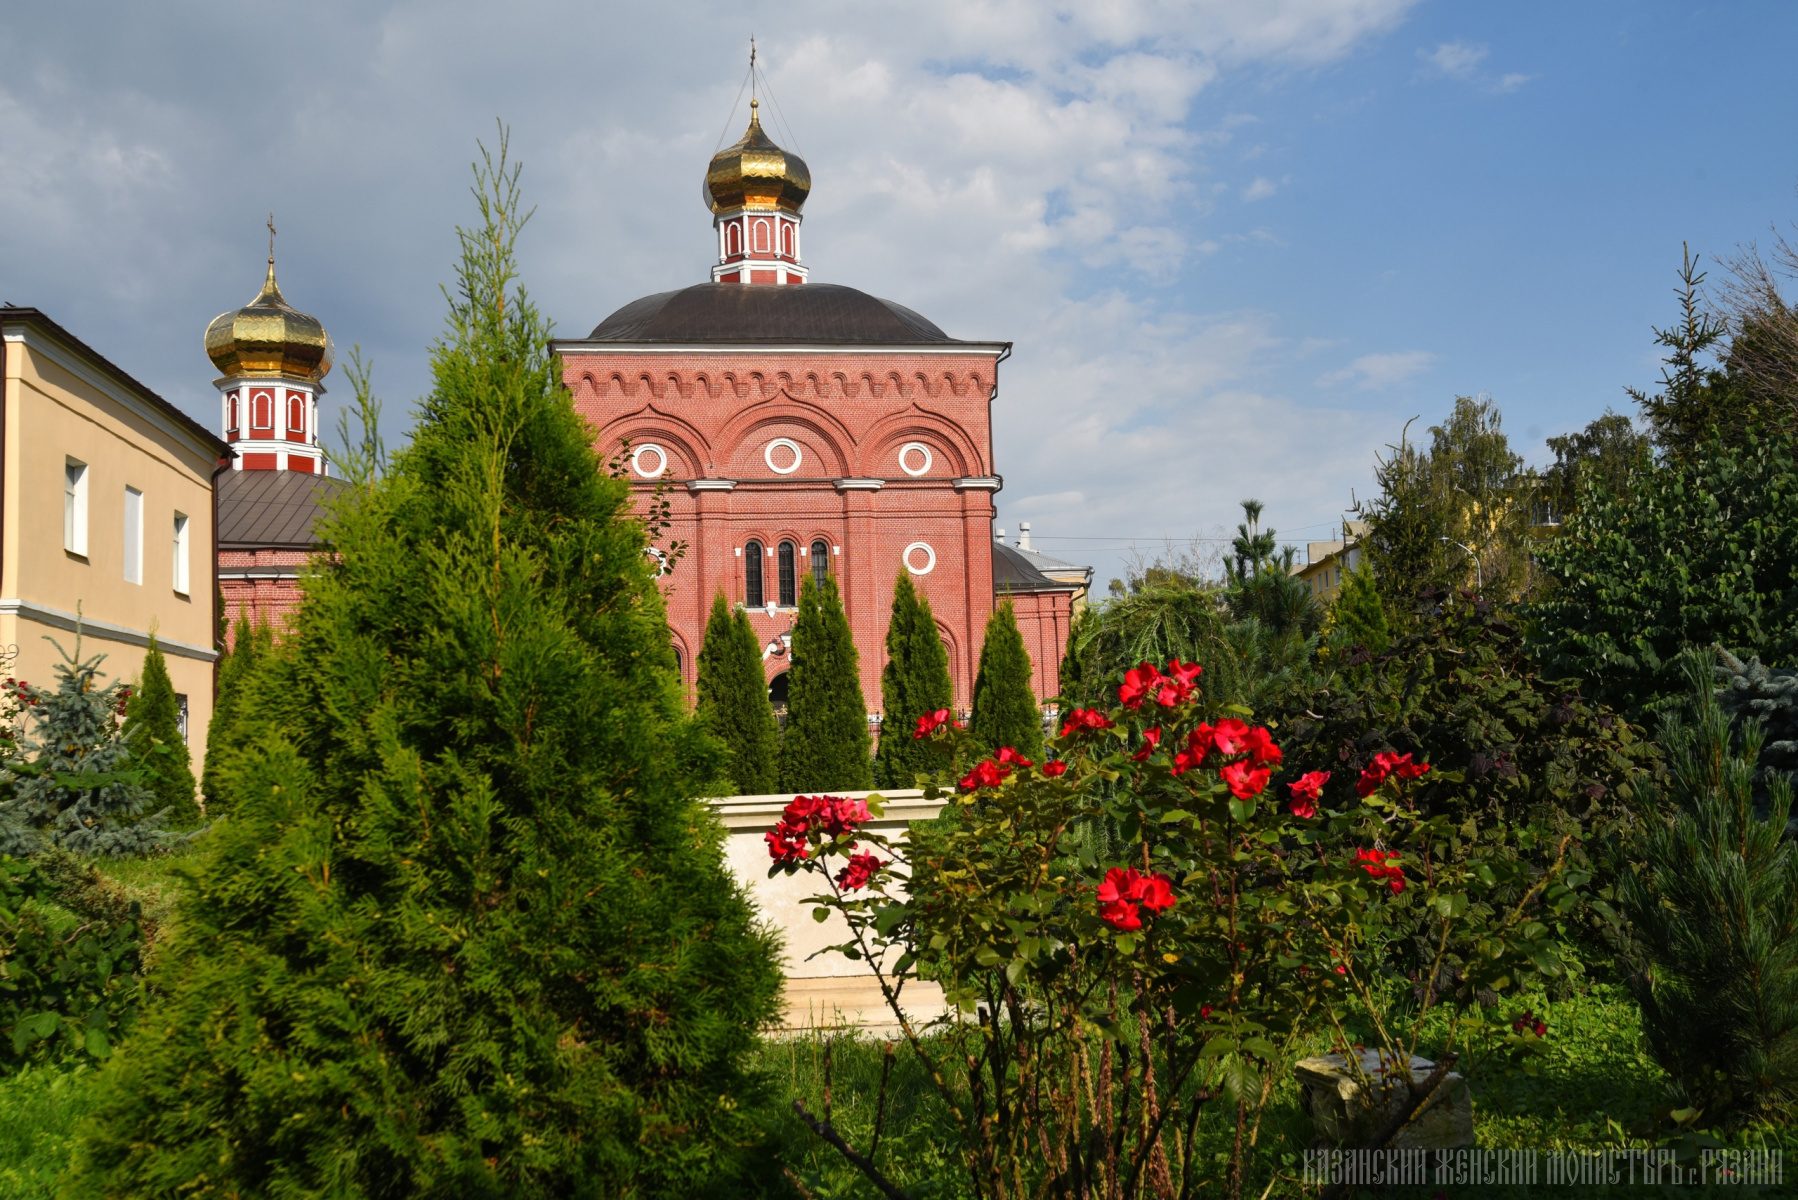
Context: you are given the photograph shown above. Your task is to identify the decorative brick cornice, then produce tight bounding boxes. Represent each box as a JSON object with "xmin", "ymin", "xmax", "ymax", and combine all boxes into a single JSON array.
[
  {"xmin": 953, "ymin": 476, "xmax": 1002, "ymax": 491},
  {"xmin": 833, "ymin": 478, "xmax": 884, "ymax": 491},
  {"xmin": 562, "ymin": 358, "xmax": 997, "ymax": 404},
  {"xmin": 685, "ymin": 479, "xmax": 739, "ymax": 492}
]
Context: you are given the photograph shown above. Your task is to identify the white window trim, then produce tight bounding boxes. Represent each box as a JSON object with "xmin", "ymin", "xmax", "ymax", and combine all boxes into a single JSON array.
[
  {"xmin": 123, "ymin": 486, "xmax": 143, "ymax": 585},
  {"xmin": 172, "ymin": 512, "xmax": 190, "ymax": 596},
  {"xmin": 63, "ymin": 459, "xmax": 88, "ymax": 557}
]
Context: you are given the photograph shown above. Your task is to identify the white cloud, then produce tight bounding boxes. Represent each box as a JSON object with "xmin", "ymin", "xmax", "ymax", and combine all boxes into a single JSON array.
[
  {"xmin": 1496, "ymin": 72, "xmax": 1533, "ymax": 92},
  {"xmin": 1419, "ymin": 40, "xmax": 1488, "ymax": 79},
  {"xmin": 1318, "ymin": 350, "xmax": 1436, "ymax": 389},
  {"xmin": 1242, "ymin": 176, "xmax": 1278, "ymax": 201}
]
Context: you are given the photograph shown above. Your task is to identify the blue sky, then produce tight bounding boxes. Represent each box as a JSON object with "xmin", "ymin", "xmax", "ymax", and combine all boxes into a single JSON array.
[{"xmin": 2, "ymin": 1, "xmax": 1794, "ymax": 588}]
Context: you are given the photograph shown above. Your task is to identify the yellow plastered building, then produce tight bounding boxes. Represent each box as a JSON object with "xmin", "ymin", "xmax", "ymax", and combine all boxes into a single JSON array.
[{"xmin": 0, "ymin": 307, "xmax": 229, "ymax": 777}]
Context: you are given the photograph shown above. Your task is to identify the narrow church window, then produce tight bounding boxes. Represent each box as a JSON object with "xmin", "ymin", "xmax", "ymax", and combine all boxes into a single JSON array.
[
  {"xmin": 728, "ymin": 224, "xmax": 741, "ymax": 257},
  {"xmin": 778, "ymin": 541, "xmax": 797, "ymax": 607},
  {"xmin": 745, "ymin": 540, "xmax": 764, "ymax": 608},
  {"xmin": 811, "ymin": 539, "xmax": 829, "ymax": 588}
]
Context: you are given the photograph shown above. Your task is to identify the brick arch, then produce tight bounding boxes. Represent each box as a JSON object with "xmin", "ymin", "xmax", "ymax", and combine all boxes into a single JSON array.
[
  {"xmin": 934, "ymin": 615, "xmax": 965, "ymax": 707},
  {"xmin": 864, "ymin": 407, "xmax": 981, "ymax": 477},
  {"xmin": 591, "ymin": 406, "xmax": 711, "ymax": 477},
  {"xmin": 716, "ymin": 397, "xmax": 856, "ymax": 477}
]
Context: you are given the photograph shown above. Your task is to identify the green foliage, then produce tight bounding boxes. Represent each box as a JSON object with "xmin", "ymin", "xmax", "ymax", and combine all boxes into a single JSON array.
[
  {"xmin": 69, "ymin": 134, "xmax": 782, "ymax": 1199},
  {"xmin": 696, "ymin": 592, "xmax": 779, "ymax": 794},
  {"xmin": 875, "ymin": 572, "xmax": 954, "ymax": 789},
  {"xmin": 1626, "ymin": 245, "xmax": 1740, "ymax": 461},
  {"xmin": 969, "ymin": 600, "xmax": 1042, "ymax": 761},
  {"xmin": 1274, "ymin": 589, "xmax": 1656, "ymax": 835},
  {"xmin": 123, "ymin": 639, "xmax": 197, "ymax": 827},
  {"xmin": 0, "ymin": 853, "xmax": 146, "ymax": 1073},
  {"xmin": 1542, "ymin": 411, "xmax": 1652, "ymax": 520},
  {"xmin": 0, "ymin": 638, "xmax": 170, "ymax": 857},
  {"xmin": 1331, "ymin": 556, "xmax": 1390, "ymax": 654},
  {"xmin": 1620, "ymin": 661, "xmax": 1798, "ymax": 1121},
  {"xmin": 1222, "ymin": 500, "xmax": 1320, "ymax": 640},
  {"xmin": 1527, "ymin": 428, "xmax": 1798, "ymax": 720},
  {"xmin": 778, "ymin": 572, "xmax": 873, "ymax": 793},
  {"xmin": 1714, "ymin": 647, "xmax": 1798, "ymax": 779},
  {"xmin": 200, "ymin": 613, "xmax": 272, "ymax": 815}
]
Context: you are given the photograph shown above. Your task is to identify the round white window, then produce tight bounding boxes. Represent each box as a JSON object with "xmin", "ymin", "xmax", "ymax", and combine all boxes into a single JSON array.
[
  {"xmin": 632, "ymin": 444, "xmax": 668, "ymax": 478},
  {"xmin": 903, "ymin": 542, "xmax": 937, "ymax": 575},
  {"xmin": 765, "ymin": 437, "xmax": 803, "ymax": 475},
  {"xmin": 898, "ymin": 442, "xmax": 934, "ymax": 477}
]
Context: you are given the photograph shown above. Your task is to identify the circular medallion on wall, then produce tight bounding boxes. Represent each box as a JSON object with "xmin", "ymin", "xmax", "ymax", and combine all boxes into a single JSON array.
[
  {"xmin": 632, "ymin": 444, "xmax": 669, "ymax": 478},
  {"xmin": 898, "ymin": 442, "xmax": 934, "ymax": 476},
  {"xmin": 765, "ymin": 437, "xmax": 804, "ymax": 475},
  {"xmin": 902, "ymin": 541, "xmax": 937, "ymax": 575}
]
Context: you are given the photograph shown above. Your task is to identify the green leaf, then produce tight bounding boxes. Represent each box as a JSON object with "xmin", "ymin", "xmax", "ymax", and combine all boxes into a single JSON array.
[
  {"xmin": 812, "ymin": 907, "xmax": 831, "ymax": 923},
  {"xmin": 1228, "ymin": 798, "xmax": 1252, "ymax": 824},
  {"xmin": 84, "ymin": 1027, "xmax": 111, "ymax": 1059}
]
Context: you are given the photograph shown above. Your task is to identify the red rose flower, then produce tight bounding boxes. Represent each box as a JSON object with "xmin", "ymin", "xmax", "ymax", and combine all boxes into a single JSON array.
[
  {"xmin": 1220, "ymin": 760, "xmax": 1270, "ymax": 799},
  {"xmin": 1098, "ymin": 867, "xmax": 1143, "ymax": 905},
  {"xmin": 1098, "ymin": 866, "xmax": 1175, "ymax": 928},
  {"xmin": 765, "ymin": 829, "xmax": 809, "ymax": 863},
  {"xmin": 1392, "ymin": 754, "xmax": 1430, "ymax": 780},
  {"xmin": 1118, "ymin": 662, "xmax": 1168, "ymax": 709},
  {"xmin": 1355, "ymin": 758, "xmax": 1391, "ymax": 797},
  {"xmin": 914, "ymin": 709, "xmax": 953, "ymax": 739},
  {"xmin": 1135, "ymin": 872, "xmax": 1175, "ymax": 914},
  {"xmin": 959, "ymin": 759, "xmax": 1011, "ymax": 792},
  {"xmin": 1060, "ymin": 708, "xmax": 1115, "ymax": 738},
  {"xmin": 1041, "ymin": 760, "xmax": 1068, "ymax": 777},
  {"xmin": 1211, "ymin": 718, "xmax": 1251, "ymax": 757},
  {"xmin": 1290, "ymin": 770, "xmax": 1330, "ymax": 802},
  {"xmin": 1100, "ymin": 899, "xmax": 1142, "ymax": 930},
  {"xmin": 1131, "ymin": 727, "xmax": 1162, "ymax": 761},
  {"xmin": 1167, "ymin": 658, "xmax": 1204, "ymax": 688},
  {"xmin": 835, "ymin": 852, "xmax": 883, "ymax": 891},
  {"xmin": 996, "ymin": 746, "xmax": 1034, "ymax": 768},
  {"xmin": 1241, "ymin": 726, "xmax": 1282, "ymax": 766}
]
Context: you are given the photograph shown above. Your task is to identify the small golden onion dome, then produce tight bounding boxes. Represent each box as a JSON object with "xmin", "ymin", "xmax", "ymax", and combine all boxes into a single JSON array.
[
  {"xmin": 204, "ymin": 259, "xmax": 332, "ymax": 381},
  {"xmin": 705, "ymin": 99, "xmax": 811, "ymax": 214}
]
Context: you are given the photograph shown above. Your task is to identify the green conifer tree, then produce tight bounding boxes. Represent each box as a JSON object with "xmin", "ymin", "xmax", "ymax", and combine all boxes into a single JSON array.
[
  {"xmin": 0, "ymin": 634, "xmax": 170, "ymax": 856},
  {"xmin": 971, "ymin": 600, "xmax": 1044, "ymax": 760},
  {"xmin": 778, "ymin": 572, "xmax": 873, "ymax": 792},
  {"xmin": 71, "ymin": 134, "xmax": 782, "ymax": 1199},
  {"xmin": 1332, "ymin": 558, "xmax": 1390, "ymax": 654},
  {"xmin": 1621, "ymin": 657, "xmax": 1798, "ymax": 1119},
  {"xmin": 874, "ymin": 572, "xmax": 953, "ymax": 789},
  {"xmin": 200, "ymin": 613, "xmax": 271, "ymax": 815},
  {"xmin": 125, "ymin": 635, "xmax": 199, "ymax": 827},
  {"xmin": 696, "ymin": 591, "xmax": 779, "ymax": 794}
]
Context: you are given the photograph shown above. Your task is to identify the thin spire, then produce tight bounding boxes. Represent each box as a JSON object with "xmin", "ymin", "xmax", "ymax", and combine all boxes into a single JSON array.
[{"xmin": 267, "ymin": 212, "xmax": 277, "ymax": 265}]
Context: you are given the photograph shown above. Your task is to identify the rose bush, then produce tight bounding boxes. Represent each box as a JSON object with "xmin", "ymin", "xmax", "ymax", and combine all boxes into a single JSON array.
[{"xmin": 770, "ymin": 659, "xmax": 1591, "ymax": 1200}]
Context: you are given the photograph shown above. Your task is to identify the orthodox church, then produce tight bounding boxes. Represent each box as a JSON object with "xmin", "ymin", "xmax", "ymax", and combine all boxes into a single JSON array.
[{"xmin": 206, "ymin": 103, "xmax": 1087, "ymax": 714}]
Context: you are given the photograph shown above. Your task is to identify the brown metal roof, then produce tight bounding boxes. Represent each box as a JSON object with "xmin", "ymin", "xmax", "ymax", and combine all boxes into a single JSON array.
[
  {"xmin": 217, "ymin": 469, "xmax": 345, "ymax": 549},
  {"xmin": 994, "ymin": 541, "xmax": 1078, "ymax": 595},
  {"xmin": 582, "ymin": 283, "xmax": 982, "ymax": 345}
]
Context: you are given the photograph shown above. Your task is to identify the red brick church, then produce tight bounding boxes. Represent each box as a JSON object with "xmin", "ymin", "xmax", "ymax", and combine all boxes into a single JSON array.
[
  {"xmin": 553, "ymin": 101, "xmax": 1084, "ymax": 715},
  {"xmin": 208, "ymin": 102, "xmax": 1087, "ymax": 713}
]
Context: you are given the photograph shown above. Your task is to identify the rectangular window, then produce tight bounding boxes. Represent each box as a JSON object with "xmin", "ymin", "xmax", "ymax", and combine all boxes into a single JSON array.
[
  {"xmin": 778, "ymin": 541, "xmax": 797, "ymax": 607},
  {"xmin": 123, "ymin": 486, "xmax": 143, "ymax": 584},
  {"xmin": 172, "ymin": 512, "xmax": 190, "ymax": 595},
  {"xmin": 745, "ymin": 541, "xmax": 764, "ymax": 608},
  {"xmin": 63, "ymin": 459, "xmax": 88, "ymax": 556}
]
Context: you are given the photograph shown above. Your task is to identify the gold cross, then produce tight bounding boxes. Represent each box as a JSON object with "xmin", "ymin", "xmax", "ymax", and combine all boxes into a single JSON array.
[{"xmin": 266, "ymin": 213, "xmax": 276, "ymax": 263}]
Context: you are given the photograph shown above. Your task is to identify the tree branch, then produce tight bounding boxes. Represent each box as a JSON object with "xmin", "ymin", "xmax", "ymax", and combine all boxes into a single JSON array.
[{"xmin": 793, "ymin": 1099, "xmax": 914, "ymax": 1200}]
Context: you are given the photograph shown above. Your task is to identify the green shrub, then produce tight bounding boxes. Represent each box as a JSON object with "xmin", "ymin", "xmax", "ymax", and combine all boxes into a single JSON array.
[
  {"xmin": 124, "ymin": 637, "xmax": 198, "ymax": 827},
  {"xmin": 67, "ymin": 136, "xmax": 783, "ymax": 1199},
  {"xmin": 200, "ymin": 613, "xmax": 272, "ymax": 816},
  {"xmin": 874, "ymin": 572, "xmax": 953, "ymax": 789},
  {"xmin": 969, "ymin": 600, "xmax": 1042, "ymax": 760},
  {"xmin": 696, "ymin": 592, "xmax": 779, "ymax": 794},
  {"xmin": 778, "ymin": 572, "xmax": 873, "ymax": 792},
  {"xmin": 1620, "ymin": 660, "xmax": 1798, "ymax": 1121}
]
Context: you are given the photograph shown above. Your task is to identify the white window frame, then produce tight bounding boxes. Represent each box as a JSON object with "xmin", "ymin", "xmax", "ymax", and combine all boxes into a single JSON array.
[
  {"xmin": 64, "ymin": 459, "xmax": 88, "ymax": 556},
  {"xmin": 172, "ymin": 511, "xmax": 190, "ymax": 596},
  {"xmin": 123, "ymin": 486, "xmax": 143, "ymax": 585}
]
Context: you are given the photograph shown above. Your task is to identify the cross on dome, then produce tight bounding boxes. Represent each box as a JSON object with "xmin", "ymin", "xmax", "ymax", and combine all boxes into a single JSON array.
[{"xmin": 706, "ymin": 79, "xmax": 810, "ymax": 284}]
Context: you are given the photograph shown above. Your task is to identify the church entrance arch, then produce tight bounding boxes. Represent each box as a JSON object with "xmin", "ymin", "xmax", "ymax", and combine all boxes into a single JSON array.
[{"xmin": 768, "ymin": 670, "xmax": 791, "ymax": 727}]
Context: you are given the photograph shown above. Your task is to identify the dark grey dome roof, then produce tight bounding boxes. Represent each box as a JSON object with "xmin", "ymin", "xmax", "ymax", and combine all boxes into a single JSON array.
[{"xmin": 586, "ymin": 283, "xmax": 959, "ymax": 344}]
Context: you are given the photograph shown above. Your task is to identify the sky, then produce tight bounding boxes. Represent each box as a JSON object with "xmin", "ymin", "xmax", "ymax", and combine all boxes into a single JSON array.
[{"xmin": 4, "ymin": 1, "xmax": 1797, "ymax": 590}]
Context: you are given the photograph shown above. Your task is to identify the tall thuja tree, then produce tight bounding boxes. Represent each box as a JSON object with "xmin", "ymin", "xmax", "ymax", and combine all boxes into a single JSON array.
[
  {"xmin": 125, "ymin": 635, "xmax": 198, "ymax": 826},
  {"xmin": 200, "ymin": 612, "xmax": 271, "ymax": 814},
  {"xmin": 971, "ymin": 600, "xmax": 1043, "ymax": 760},
  {"xmin": 778, "ymin": 572, "xmax": 873, "ymax": 792},
  {"xmin": 72, "ymin": 134, "xmax": 782, "ymax": 1199},
  {"xmin": 1620, "ymin": 657, "xmax": 1798, "ymax": 1120},
  {"xmin": 695, "ymin": 591, "xmax": 779, "ymax": 794},
  {"xmin": 874, "ymin": 571, "xmax": 953, "ymax": 788},
  {"xmin": 0, "ymin": 634, "xmax": 170, "ymax": 856}
]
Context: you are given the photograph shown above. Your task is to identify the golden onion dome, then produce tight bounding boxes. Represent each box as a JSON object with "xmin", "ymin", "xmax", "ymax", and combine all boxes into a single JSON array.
[
  {"xmin": 705, "ymin": 99, "xmax": 811, "ymax": 215},
  {"xmin": 204, "ymin": 259, "xmax": 332, "ymax": 382}
]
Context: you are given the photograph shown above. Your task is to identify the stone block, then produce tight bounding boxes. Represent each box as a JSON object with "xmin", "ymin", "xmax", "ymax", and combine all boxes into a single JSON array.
[{"xmin": 1295, "ymin": 1050, "xmax": 1475, "ymax": 1150}]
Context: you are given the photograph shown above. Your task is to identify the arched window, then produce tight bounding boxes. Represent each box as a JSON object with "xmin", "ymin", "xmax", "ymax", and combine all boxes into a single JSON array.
[
  {"xmin": 672, "ymin": 645, "xmax": 683, "ymax": 678},
  {"xmin": 811, "ymin": 539, "xmax": 829, "ymax": 589},
  {"xmin": 754, "ymin": 219, "xmax": 769, "ymax": 253},
  {"xmin": 745, "ymin": 540, "xmax": 764, "ymax": 608},
  {"xmin": 727, "ymin": 223, "xmax": 741, "ymax": 257},
  {"xmin": 783, "ymin": 223, "xmax": 794, "ymax": 258},
  {"xmin": 778, "ymin": 540, "xmax": 797, "ymax": 607}
]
